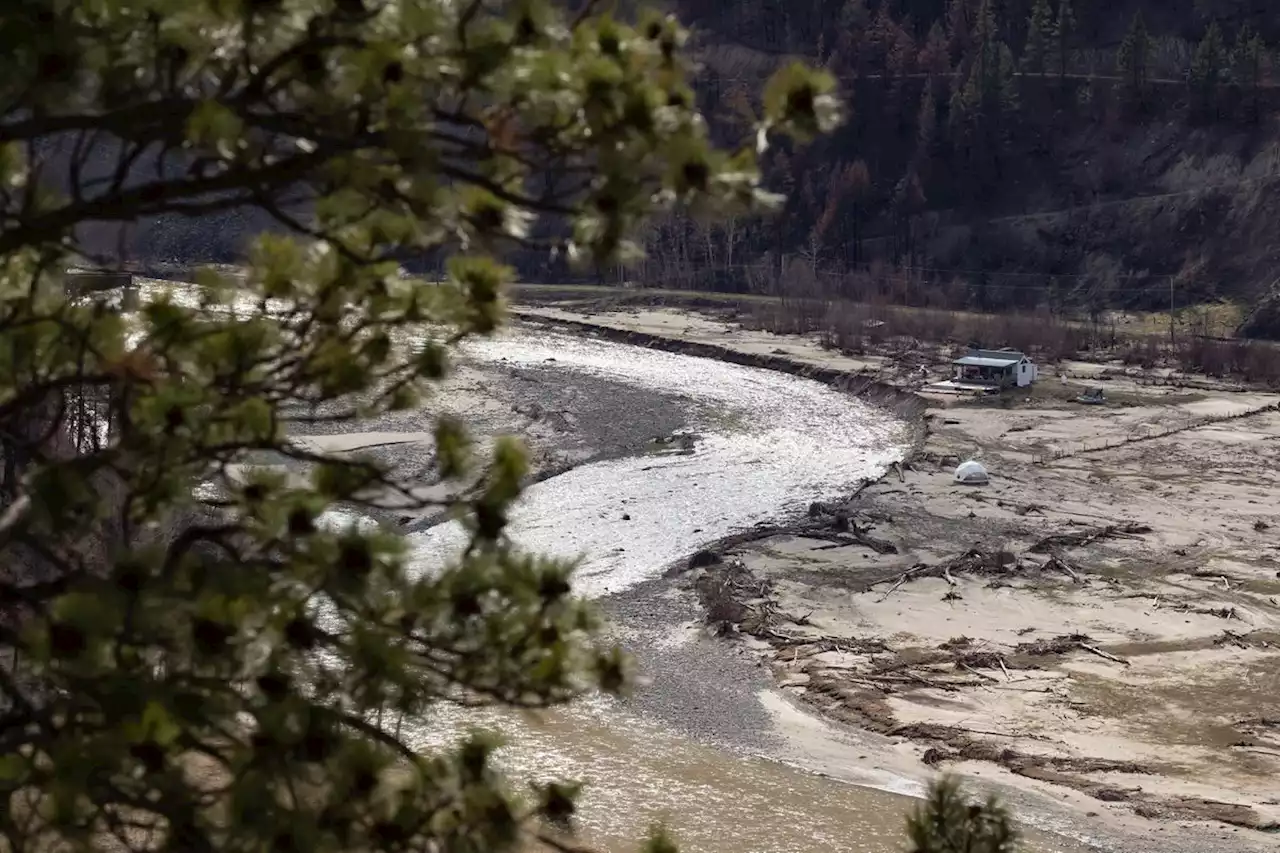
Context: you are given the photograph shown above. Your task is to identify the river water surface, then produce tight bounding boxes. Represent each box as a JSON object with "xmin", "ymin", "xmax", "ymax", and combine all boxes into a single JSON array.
[{"xmin": 408, "ymin": 329, "xmax": 905, "ymax": 595}]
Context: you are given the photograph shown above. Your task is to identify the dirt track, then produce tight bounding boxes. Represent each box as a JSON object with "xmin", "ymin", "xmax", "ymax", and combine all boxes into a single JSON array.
[{"xmin": 514, "ymin": 300, "xmax": 1280, "ymax": 849}]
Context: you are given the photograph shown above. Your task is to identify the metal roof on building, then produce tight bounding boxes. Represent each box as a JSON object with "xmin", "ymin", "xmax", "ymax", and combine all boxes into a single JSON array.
[{"xmin": 953, "ymin": 355, "xmax": 1021, "ymax": 368}]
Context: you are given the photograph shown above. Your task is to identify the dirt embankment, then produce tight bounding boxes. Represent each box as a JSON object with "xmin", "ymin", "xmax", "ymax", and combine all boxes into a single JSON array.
[{"xmin": 516, "ymin": 301, "xmax": 1280, "ymax": 849}]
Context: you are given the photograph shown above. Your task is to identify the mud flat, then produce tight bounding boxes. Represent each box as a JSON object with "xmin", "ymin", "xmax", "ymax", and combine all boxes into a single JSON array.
[{"xmin": 515, "ymin": 302, "xmax": 1280, "ymax": 851}]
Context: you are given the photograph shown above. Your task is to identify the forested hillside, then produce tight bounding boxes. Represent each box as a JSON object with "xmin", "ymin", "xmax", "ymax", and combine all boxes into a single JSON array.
[
  {"xmin": 71, "ymin": 1, "xmax": 1280, "ymax": 333},
  {"xmin": 630, "ymin": 0, "xmax": 1280, "ymax": 330}
]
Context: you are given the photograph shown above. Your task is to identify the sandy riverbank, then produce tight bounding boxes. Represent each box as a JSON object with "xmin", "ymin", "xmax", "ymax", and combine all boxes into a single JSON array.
[{"xmin": 511, "ymin": 301, "xmax": 1280, "ymax": 851}]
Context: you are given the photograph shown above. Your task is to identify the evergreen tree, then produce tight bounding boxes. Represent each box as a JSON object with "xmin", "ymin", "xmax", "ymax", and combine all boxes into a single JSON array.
[
  {"xmin": 1049, "ymin": 0, "xmax": 1076, "ymax": 82},
  {"xmin": 1190, "ymin": 21, "xmax": 1229, "ymax": 121},
  {"xmin": 837, "ymin": 0, "xmax": 872, "ymax": 67},
  {"xmin": 954, "ymin": 0, "xmax": 1018, "ymax": 121},
  {"xmin": 919, "ymin": 21, "xmax": 954, "ymax": 100},
  {"xmin": 1231, "ymin": 23, "xmax": 1266, "ymax": 123},
  {"xmin": 946, "ymin": 0, "xmax": 973, "ymax": 64},
  {"xmin": 868, "ymin": 1, "xmax": 900, "ymax": 73},
  {"xmin": 1022, "ymin": 0, "xmax": 1053, "ymax": 76},
  {"xmin": 997, "ymin": 43, "xmax": 1020, "ymax": 112},
  {"xmin": 839, "ymin": 0, "xmax": 870, "ymax": 31},
  {"xmin": 906, "ymin": 776, "xmax": 1019, "ymax": 853},
  {"xmin": 891, "ymin": 171, "xmax": 927, "ymax": 264},
  {"xmin": 1115, "ymin": 11, "xmax": 1152, "ymax": 111},
  {"xmin": 769, "ymin": 149, "xmax": 798, "ymax": 199},
  {"xmin": 886, "ymin": 15, "xmax": 919, "ymax": 126},
  {"xmin": 824, "ymin": 160, "xmax": 873, "ymax": 264},
  {"xmin": 0, "ymin": 4, "xmax": 842, "ymax": 853},
  {"xmin": 951, "ymin": 0, "xmax": 1017, "ymax": 198},
  {"xmin": 916, "ymin": 86, "xmax": 941, "ymax": 178}
]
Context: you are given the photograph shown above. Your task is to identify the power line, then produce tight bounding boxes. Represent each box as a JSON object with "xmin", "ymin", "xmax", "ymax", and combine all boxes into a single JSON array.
[
  {"xmin": 817, "ymin": 264, "xmax": 1179, "ymax": 283},
  {"xmin": 983, "ymin": 172, "xmax": 1280, "ymax": 223},
  {"xmin": 640, "ymin": 258, "xmax": 1185, "ymax": 285},
  {"xmin": 700, "ymin": 69, "xmax": 1277, "ymax": 87}
]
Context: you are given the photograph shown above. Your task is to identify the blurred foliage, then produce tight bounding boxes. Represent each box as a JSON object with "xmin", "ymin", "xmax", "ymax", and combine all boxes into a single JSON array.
[
  {"xmin": 0, "ymin": 1, "xmax": 839, "ymax": 852},
  {"xmin": 906, "ymin": 776, "xmax": 1020, "ymax": 853}
]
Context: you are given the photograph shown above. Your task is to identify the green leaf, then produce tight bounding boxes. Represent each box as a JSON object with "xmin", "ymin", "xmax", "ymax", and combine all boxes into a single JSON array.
[
  {"xmin": 643, "ymin": 826, "xmax": 680, "ymax": 853},
  {"xmin": 416, "ymin": 340, "xmax": 449, "ymax": 378},
  {"xmin": 140, "ymin": 701, "xmax": 182, "ymax": 746},
  {"xmin": 186, "ymin": 100, "xmax": 245, "ymax": 159},
  {"xmin": 761, "ymin": 62, "xmax": 843, "ymax": 139},
  {"xmin": 0, "ymin": 754, "xmax": 26, "ymax": 783}
]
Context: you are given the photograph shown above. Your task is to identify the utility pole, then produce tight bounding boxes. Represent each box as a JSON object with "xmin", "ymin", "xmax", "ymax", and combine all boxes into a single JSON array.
[{"xmin": 1168, "ymin": 275, "xmax": 1175, "ymax": 350}]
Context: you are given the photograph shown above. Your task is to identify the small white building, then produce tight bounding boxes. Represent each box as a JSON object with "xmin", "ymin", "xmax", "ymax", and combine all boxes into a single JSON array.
[{"xmin": 951, "ymin": 348, "xmax": 1037, "ymax": 389}]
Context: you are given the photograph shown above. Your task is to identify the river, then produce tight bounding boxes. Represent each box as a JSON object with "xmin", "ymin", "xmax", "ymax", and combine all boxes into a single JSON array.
[
  {"xmin": 406, "ymin": 329, "xmax": 906, "ymax": 595},
  {"xmin": 394, "ymin": 327, "xmax": 1096, "ymax": 853}
]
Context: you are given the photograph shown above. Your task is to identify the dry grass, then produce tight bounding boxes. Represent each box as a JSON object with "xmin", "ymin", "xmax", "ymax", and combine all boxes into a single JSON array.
[
  {"xmin": 744, "ymin": 298, "xmax": 1104, "ymax": 362},
  {"xmin": 510, "ymin": 283, "xmax": 1280, "ymax": 387},
  {"xmin": 745, "ymin": 298, "xmax": 1280, "ymax": 387},
  {"xmin": 1104, "ymin": 303, "xmax": 1247, "ymax": 340}
]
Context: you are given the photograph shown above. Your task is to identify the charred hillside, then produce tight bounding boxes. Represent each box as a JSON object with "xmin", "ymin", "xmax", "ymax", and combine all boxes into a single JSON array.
[
  {"xmin": 631, "ymin": 0, "xmax": 1280, "ymax": 333},
  {"xmin": 62, "ymin": 1, "xmax": 1280, "ymax": 335}
]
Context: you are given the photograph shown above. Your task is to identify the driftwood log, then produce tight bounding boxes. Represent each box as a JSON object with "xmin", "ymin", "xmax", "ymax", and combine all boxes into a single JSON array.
[{"xmin": 1029, "ymin": 522, "xmax": 1152, "ymax": 554}]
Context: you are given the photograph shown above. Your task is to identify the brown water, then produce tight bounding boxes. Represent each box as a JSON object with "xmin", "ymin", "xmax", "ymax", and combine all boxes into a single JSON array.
[
  {"xmin": 504, "ymin": 707, "xmax": 911, "ymax": 852},
  {"xmin": 407, "ymin": 696, "xmax": 1093, "ymax": 853}
]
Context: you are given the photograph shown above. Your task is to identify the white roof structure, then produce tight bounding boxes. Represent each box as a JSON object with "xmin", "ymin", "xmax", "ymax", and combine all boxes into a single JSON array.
[
  {"xmin": 953, "ymin": 355, "xmax": 1021, "ymax": 368},
  {"xmin": 954, "ymin": 460, "xmax": 989, "ymax": 484}
]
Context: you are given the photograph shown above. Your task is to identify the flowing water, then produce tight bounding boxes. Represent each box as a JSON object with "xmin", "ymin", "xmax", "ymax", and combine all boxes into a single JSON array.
[
  {"xmin": 395, "ymin": 329, "xmax": 1095, "ymax": 853},
  {"xmin": 408, "ymin": 329, "xmax": 905, "ymax": 595}
]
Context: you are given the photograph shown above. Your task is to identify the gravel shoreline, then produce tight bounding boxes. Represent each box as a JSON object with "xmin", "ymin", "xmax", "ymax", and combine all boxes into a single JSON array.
[{"xmin": 604, "ymin": 577, "xmax": 778, "ymax": 753}]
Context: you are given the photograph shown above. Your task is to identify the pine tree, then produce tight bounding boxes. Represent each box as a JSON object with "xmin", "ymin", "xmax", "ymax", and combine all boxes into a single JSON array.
[
  {"xmin": 0, "ymin": 4, "xmax": 844, "ymax": 853},
  {"xmin": 770, "ymin": 149, "xmax": 797, "ymax": 198},
  {"xmin": 1231, "ymin": 23, "xmax": 1266, "ymax": 123},
  {"xmin": 997, "ymin": 42, "xmax": 1020, "ymax": 112},
  {"xmin": 829, "ymin": 160, "xmax": 873, "ymax": 264},
  {"xmin": 891, "ymin": 171, "xmax": 927, "ymax": 264},
  {"xmin": 909, "ymin": 86, "xmax": 938, "ymax": 227},
  {"xmin": 868, "ymin": 1, "xmax": 899, "ymax": 73},
  {"xmin": 886, "ymin": 15, "xmax": 919, "ymax": 125},
  {"xmin": 837, "ymin": 0, "xmax": 872, "ymax": 70},
  {"xmin": 955, "ymin": 0, "xmax": 1018, "ymax": 120},
  {"xmin": 1115, "ymin": 11, "xmax": 1152, "ymax": 111},
  {"xmin": 1022, "ymin": 0, "xmax": 1053, "ymax": 76},
  {"xmin": 919, "ymin": 20, "xmax": 954, "ymax": 99},
  {"xmin": 905, "ymin": 776, "xmax": 1019, "ymax": 853},
  {"xmin": 1049, "ymin": 0, "xmax": 1076, "ymax": 82},
  {"xmin": 917, "ymin": 87, "xmax": 940, "ymax": 166},
  {"xmin": 838, "ymin": 0, "xmax": 870, "ymax": 31},
  {"xmin": 1190, "ymin": 21, "xmax": 1229, "ymax": 121},
  {"xmin": 951, "ymin": 0, "xmax": 1017, "ymax": 196},
  {"xmin": 946, "ymin": 0, "xmax": 973, "ymax": 64}
]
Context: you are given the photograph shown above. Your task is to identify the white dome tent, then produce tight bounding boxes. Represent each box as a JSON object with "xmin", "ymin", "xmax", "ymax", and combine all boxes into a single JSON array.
[{"xmin": 954, "ymin": 459, "xmax": 989, "ymax": 485}]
